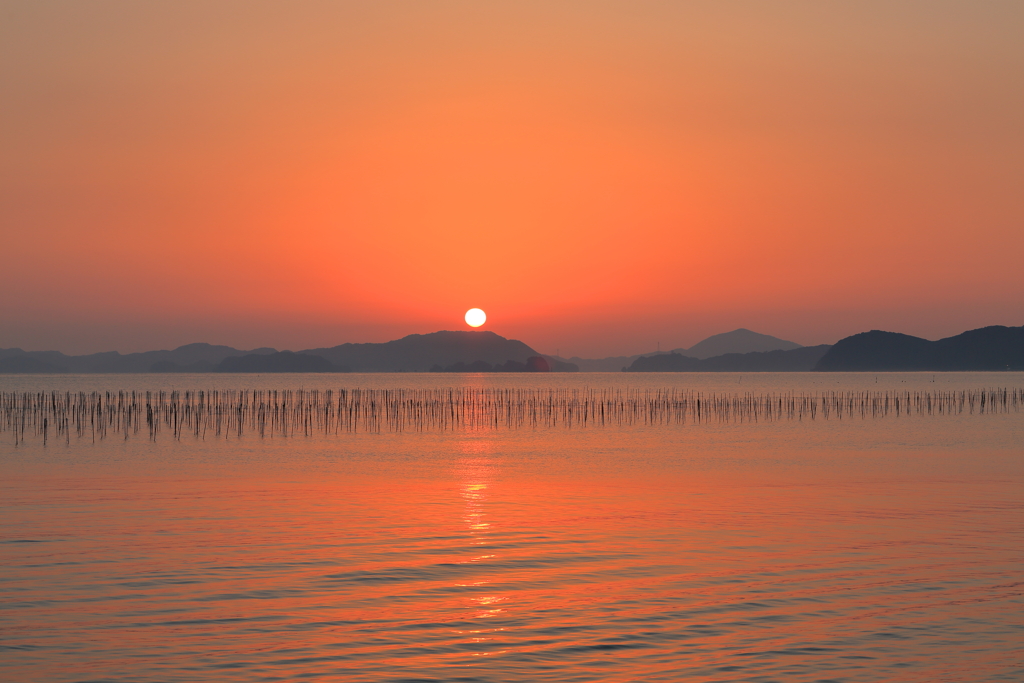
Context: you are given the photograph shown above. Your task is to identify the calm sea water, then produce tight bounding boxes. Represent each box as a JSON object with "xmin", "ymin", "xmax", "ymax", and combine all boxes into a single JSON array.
[{"xmin": 3, "ymin": 373, "xmax": 1023, "ymax": 682}]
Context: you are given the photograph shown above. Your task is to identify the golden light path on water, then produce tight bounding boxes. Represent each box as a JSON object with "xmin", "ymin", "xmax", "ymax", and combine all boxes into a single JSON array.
[{"xmin": 2, "ymin": 372, "xmax": 1023, "ymax": 682}]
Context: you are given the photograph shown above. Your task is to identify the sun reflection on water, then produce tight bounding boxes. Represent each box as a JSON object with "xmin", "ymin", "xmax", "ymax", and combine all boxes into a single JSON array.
[{"xmin": 453, "ymin": 436, "xmax": 513, "ymax": 646}]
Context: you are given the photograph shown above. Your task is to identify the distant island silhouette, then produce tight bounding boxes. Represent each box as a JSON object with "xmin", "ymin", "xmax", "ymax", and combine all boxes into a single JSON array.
[
  {"xmin": 814, "ymin": 326, "xmax": 1024, "ymax": 371},
  {"xmin": 624, "ymin": 325, "xmax": 1023, "ymax": 372},
  {"xmin": 682, "ymin": 328, "xmax": 803, "ymax": 359},
  {"xmin": 565, "ymin": 328, "xmax": 803, "ymax": 371},
  {"xmin": 430, "ymin": 356, "xmax": 555, "ymax": 373},
  {"xmin": 625, "ymin": 345, "xmax": 831, "ymax": 372},
  {"xmin": 301, "ymin": 331, "xmax": 576, "ymax": 372},
  {"xmin": 0, "ymin": 325, "xmax": 1020, "ymax": 374},
  {"xmin": 0, "ymin": 331, "xmax": 576, "ymax": 374},
  {"xmin": 215, "ymin": 351, "xmax": 344, "ymax": 373}
]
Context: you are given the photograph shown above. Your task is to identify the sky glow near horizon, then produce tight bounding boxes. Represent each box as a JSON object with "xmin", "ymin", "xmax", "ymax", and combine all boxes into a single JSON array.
[{"xmin": 1, "ymin": 1, "xmax": 1022, "ymax": 356}]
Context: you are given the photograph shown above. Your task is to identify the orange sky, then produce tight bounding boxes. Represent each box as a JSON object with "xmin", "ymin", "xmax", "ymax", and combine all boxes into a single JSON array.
[{"xmin": 2, "ymin": 1, "xmax": 1023, "ymax": 356}]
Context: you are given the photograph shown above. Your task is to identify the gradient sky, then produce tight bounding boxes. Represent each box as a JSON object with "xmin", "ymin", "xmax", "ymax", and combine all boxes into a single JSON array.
[{"xmin": 2, "ymin": 1, "xmax": 1022, "ymax": 357}]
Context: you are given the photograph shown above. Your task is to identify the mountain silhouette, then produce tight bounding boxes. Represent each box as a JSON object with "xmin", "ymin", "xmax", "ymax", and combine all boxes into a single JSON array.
[
  {"xmin": 563, "ymin": 328, "xmax": 802, "ymax": 370},
  {"xmin": 0, "ymin": 354, "xmax": 68, "ymax": 373},
  {"xmin": 564, "ymin": 354, "xmax": 647, "ymax": 372},
  {"xmin": 815, "ymin": 325, "xmax": 1024, "ymax": 371},
  {"xmin": 0, "ymin": 332, "xmax": 575, "ymax": 373},
  {"xmin": 3, "ymin": 325, "xmax": 1019, "ymax": 373},
  {"xmin": 431, "ymin": 356, "xmax": 561, "ymax": 373},
  {"xmin": 625, "ymin": 345, "xmax": 831, "ymax": 372},
  {"xmin": 216, "ymin": 351, "xmax": 346, "ymax": 373},
  {"xmin": 302, "ymin": 330, "xmax": 557, "ymax": 372},
  {"xmin": 0, "ymin": 342, "xmax": 276, "ymax": 373},
  {"xmin": 680, "ymin": 328, "xmax": 802, "ymax": 359}
]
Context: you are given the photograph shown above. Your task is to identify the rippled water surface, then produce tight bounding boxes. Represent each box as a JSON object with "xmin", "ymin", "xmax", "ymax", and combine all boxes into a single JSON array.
[{"xmin": 3, "ymin": 373, "xmax": 1024, "ymax": 682}]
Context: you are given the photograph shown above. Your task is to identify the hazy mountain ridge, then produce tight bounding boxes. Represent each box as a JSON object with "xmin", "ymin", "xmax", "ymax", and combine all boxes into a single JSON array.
[
  {"xmin": 626, "ymin": 345, "xmax": 832, "ymax": 372},
  {"xmin": 564, "ymin": 328, "xmax": 804, "ymax": 371},
  {"xmin": 300, "ymin": 331, "xmax": 572, "ymax": 372},
  {"xmin": 3, "ymin": 325, "xmax": 1020, "ymax": 374},
  {"xmin": 0, "ymin": 328, "xmax": 801, "ymax": 374},
  {"xmin": 681, "ymin": 328, "xmax": 803, "ymax": 359},
  {"xmin": 215, "ymin": 352, "xmax": 344, "ymax": 373},
  {"xmin": 0, "ymin": 343, "xmax": 277, "ymax": 374},
  {"xmin": 564, "ymin": 355, "xmax": 645, "ymax": 373},
  {"xmin": 0, "ymin": 332, "xmax": 576, "ymax": 374},
  {"xmin": 429, "ymin": 356, "xmax": 570, "ymax": 373}
]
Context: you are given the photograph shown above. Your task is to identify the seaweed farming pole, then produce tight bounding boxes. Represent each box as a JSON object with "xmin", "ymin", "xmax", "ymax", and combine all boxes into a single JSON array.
[{"xmin": 1, "ymin": 387, "xmax": 1022, "ymax": 444}]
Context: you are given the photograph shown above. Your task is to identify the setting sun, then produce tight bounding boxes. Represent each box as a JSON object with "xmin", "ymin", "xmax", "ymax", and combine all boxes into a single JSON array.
[{"xmin": 465, "ymin": 308, "xmax": 486, "ymax": 328}]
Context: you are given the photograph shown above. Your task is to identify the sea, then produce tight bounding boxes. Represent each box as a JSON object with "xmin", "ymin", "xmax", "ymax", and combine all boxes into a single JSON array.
[{"xmin": 2, "ymin": 372, "xmax": 1023, "ymax": 682}]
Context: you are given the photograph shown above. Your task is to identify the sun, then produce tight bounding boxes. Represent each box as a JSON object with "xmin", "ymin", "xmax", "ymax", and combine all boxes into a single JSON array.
[{"xmin": 465, "ymin": 308, "xmax": 486, "ymax": 328}]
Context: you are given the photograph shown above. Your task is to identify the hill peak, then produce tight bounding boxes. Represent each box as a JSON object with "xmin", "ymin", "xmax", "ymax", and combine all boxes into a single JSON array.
[
  {"xmin": 303, "ymin": 329, "xmax": 542, "ymax": 372},
  {"xmin": 681, "ymin": 329, "xmax": 803, "ymax": 359}
]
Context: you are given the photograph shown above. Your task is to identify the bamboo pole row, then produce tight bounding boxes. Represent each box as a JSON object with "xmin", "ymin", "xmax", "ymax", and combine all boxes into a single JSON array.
[{"xmin": 1, "ymin": 387, "xmax": 1020, "ymax": 445}]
